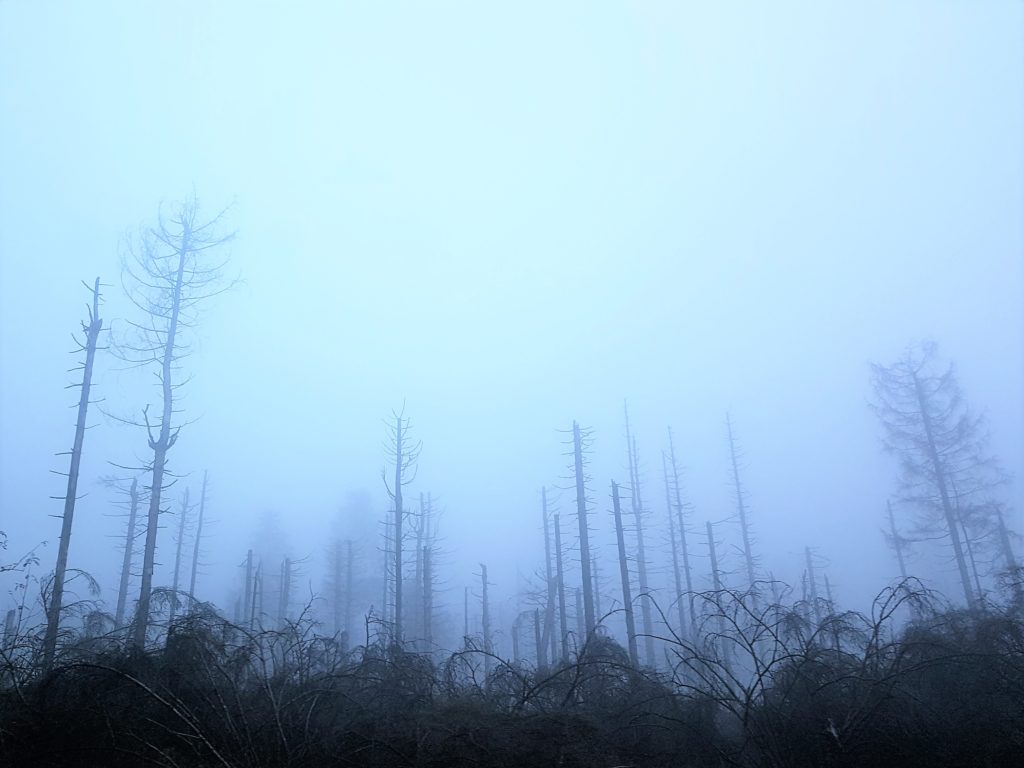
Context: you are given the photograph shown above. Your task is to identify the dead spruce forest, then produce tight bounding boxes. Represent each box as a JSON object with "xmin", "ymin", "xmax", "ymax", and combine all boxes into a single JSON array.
[{"xmin": 0, "ymin": 199, "xmax": 1021, "ymax": 768}]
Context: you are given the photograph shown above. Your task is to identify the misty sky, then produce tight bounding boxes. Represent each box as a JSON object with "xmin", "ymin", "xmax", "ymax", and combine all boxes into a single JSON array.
[{"xmin": 1, "ymin": 2, "xmax": 1022, "ymax": 626}]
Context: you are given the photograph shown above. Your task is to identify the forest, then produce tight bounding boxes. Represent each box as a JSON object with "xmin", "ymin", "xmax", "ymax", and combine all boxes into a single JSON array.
[
  {"xmin": 3, "ymin": 3, "xmax": 1023, "ymax": 767},
  {"xmin": 0, "ymin": 198, "xmax": 1021, "ymax": 767}
]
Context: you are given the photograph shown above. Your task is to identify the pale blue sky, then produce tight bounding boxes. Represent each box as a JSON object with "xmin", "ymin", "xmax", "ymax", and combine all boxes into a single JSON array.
[{"xmin": 1, "ymin": 2, "xmax": 1021, "ymax": 627}]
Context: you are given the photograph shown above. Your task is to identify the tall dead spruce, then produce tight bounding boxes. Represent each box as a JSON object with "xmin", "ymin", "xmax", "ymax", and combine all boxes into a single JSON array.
[
  {"xmin": 116, "ymin": 199, "xmax": 233, "ymax": 648},
  {"xmin": 43, "ymin": 277, "xmax": 104, "ymax": 669},
  {"xmin": 871, "ymin": 342, "xmax": 1008, "ymax": 608},
  {"xmin": 623, "ymin": 403, "xmax": 655, "ymax": 664},
  {"xmin": 570, "ymin": 421, "xmax": 596, "ymax": 638},
  {"xmin": 382, "ymin": 408, "xmax": 421, "ymax": 641}
]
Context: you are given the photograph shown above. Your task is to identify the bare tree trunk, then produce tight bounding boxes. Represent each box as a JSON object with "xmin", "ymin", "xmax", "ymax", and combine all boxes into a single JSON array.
[
  {"xmin": 243, "ymin": 550, "xmax": 254, "ymax": 626},
  {"xmin": 553, "ymin": 512, "xmax": 569, "ymax": 661},
  {"xmin": 823, "ymin": 573, "xmax": 839, "ymax": 651},
  {"xmin": 667, "ymin": 428, "xmax": 697, "ymax": 635},
  {"xmin": 188, "ymin": 471, "xmax": 207, "ymax": 600},
  {"xmin": 533, "ymin": 608, "xmax": 543, "ymax": 666},
  {"xmin": 169, "ymin": 488, "xmax": 190, "ymax": 623},
  {"xmin": 612, "ymin": 481, "xmax": 639, "ymax": 667},
  {"xmin": 993, "ymin": 507, "xmax": 1024, "ymax": 608},
  {"xmin": 279, "ymin": 557, "xmax": 291, "ymax": 628},
  {"xmin": 382, "ymin": 517, "xmax": 393, "ymax": 625},
  {"xmin": 574, "ymin": 587, "xmax": 585, "ymax": 651},
  {"xmin": 481, "ymin": 564, "xmax": 492, "ymax": 677},
  {"xmin": 44, "ymin": 277, "xmax": 103, "ymax": 669},
  {"xmin": 333, "ymin": 539, "xmax": 343, "ymax": 636},
  {"xmin": 393, "ymin": 417, "xmax": 404, "ymax": 640},
  {"xmin": 540, "ymin": 487, "xmax": 555, "ymax": 667},
  {"xmin": 962, "ymin": 517, "xmax": 986, "ymax": 602},
  {"xmin": 726, "ymin": 413, "xmax": 757, "ymax": 598},
  {"xmin": 422, "ymin": 544, "xmax": 432, "ymax": 649},
  {"xmin": 624, "ymin": 404, "xmax": 655, "ymax": 665},
  {"xmin": 345, "ymin": 540, "xmax": 353, "ymax": 643},
  {"xmin": 591, "ymin": 555, "xmax": 602, "ymax": 624},
  {"xmin": 115, "ymin": 477, "xmax": 139, "ymax": 628},
  {"xmin": 511, "ymin": 616, "xmax": 520, "ymax": 664},
  {"xmin": 571, "ymin": 422, "xmax": 596, "ymax": 637},
  {"xmin": 414, "ymin": 492, "xmax": 425, "ymax": 640},
  {"xmin": 887, "ymin": 499, "xmax": 909, "ymax": 580},
  {"xmin": 662, "ymin": 452, "xmax": 687, "ymax": 640},
  {"xmin": 706, "ymin": 521, "xmax": 732, "ymax": 669},
  {"xmin": 805, "ymin": 547, "xmax": 822, "ymax": 626},
  {"xmin": 249, "ymin": 563, "xmax": 260, "ymax": 631}
]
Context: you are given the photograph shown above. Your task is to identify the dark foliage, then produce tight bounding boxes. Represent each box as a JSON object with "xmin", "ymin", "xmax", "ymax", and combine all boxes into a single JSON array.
[{"xmin": 1, "ymin": 587, "xmax": 1022, "ymax": 767}]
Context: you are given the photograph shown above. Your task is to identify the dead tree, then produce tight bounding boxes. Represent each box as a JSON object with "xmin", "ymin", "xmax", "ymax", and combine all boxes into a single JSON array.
[
  {"xmin": 662, "ymin": 452, "xmax": 687, "ymax": 639},
  {"xmin": 884, "ymin": 499, "xmax": 911, "ymax": 580},
  {"xmin": 705, "ymin": 521, "xmax": 732, "ymax": 669},
  {"xmin": 511, "ymin": 615, "xmax": 520, "ymax": 664},
  {"xmin": 117, "ymin": 198, "xmax": 233, "ymax": 648},
  {"xmin": 541, "ymin": 487, "xmax": 556, "ymax": 666},
  {"xmin": 249, "ymin": 562, "xmax": 261, "ymax": 631},
  {"xmin": 382, "ymin": 408, "xmax": 421, "ymax": 641},
  {"xmin": 574, "ymin": 587, "xmax": 585, "ymax": 650},
  {"xmin": 114, "ymin": 477, "xmax": 141, "ymax": 627},
  {"xmin": 188, "ymin": 470, "xmax": 208, "ymax": 600},
  {"xmin": 481, "ymin": 564, "xmax": 493, "ymax": 677},
  {"xmin": 43, "ymin": 277, "xmax": 103, "ymax": 669},
  {"xmin": 624, "ymin": 403, "xmax": 655, "ymax": 664},
  {"xmin": 805, "ymin": 546, "xmax": 823, "ymax": 626},
  {"xmin": 553, "ymin": 512, "xmax": 569, "ymax": 660},
  {"xmin": 278, "ymin": 556, "xmax": 292, "ymax": 628},
  {"xmin": 993, "ymin": 504, "xmax": 1023, "ymax": 607},
  {"xmin": 414, "ymin": 492, "xmax": 426, "ymax": 637},
  {"xmin": 726, "ymin": 413, "xmax": 758, "ymax": 598},
  {"xmin": 421, "ymin": 544, "xmax": 432, "ymax": 649},
  {"xmin": 570, "ymin": 421, "xmax": 596, "ymax": 636},
  {"xmin": 243, "ymin": 549, "xmax": 254, "ymax": 626},
  {"xmin": 870, "ymin": 342, "xmax": 1008, "ymax": 608},
  {"xmin": 533, "ymin": 608, "xmax": 543, "ymax": 666},
  {"xmin": 169, "ymin": 487, "xmax": 191, "ymax": 622},
  {"xmin": 667, "ymin": 428, "xmax": 697, "ymax": 634},
  {"xmin": 345, "ymin": 540, "xmax": 354, "ymax": 644},
  {"xmin": 331, "ymin": 539, "xmax": 344, "ymax": 636},
  {"xmin": 611, "ymin": 481, "xmax": 639, "ymax": 666}
]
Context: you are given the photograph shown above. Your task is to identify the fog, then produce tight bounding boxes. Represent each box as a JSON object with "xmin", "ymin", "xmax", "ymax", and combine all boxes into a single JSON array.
[{"xmin": 2, "ymin": 2, "xmax": 1022, "ymax": 658}]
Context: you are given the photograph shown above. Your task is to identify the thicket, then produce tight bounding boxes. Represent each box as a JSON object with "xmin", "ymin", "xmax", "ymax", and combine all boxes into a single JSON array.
[{"xmin": 1, "ymin": 581, "xmax": 1021, "ymax": 767}]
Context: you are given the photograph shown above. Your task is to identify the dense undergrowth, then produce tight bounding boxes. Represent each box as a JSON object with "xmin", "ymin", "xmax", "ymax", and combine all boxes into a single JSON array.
[{"xmin": 1, "ymin": 582, "xmax": 1022, "ymax": 767}]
